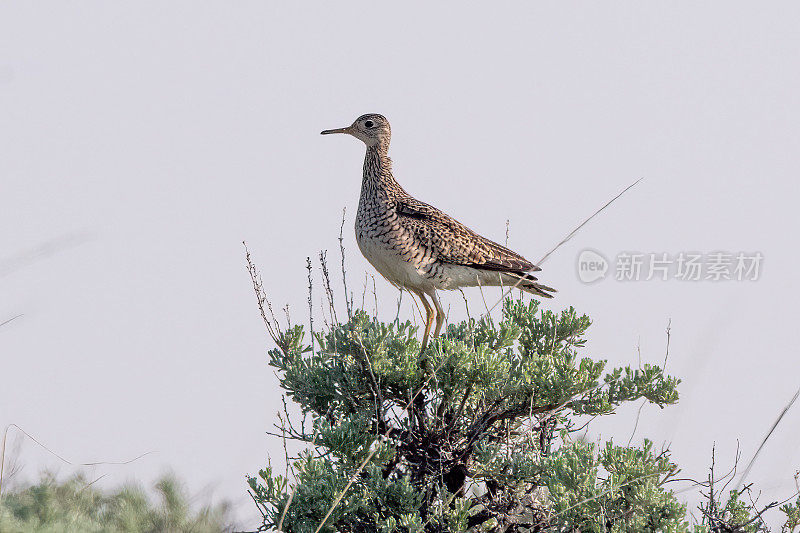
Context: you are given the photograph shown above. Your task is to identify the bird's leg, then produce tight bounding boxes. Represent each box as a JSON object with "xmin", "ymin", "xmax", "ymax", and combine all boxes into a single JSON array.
[
  {"xmin": 430, "ymin": 291, "xmax": 445, "ymax": 339},
  {"xmin": 412, "ymin": 289, "xmax": 434, "ymax": 354},
  {"xmin": 409, "ymin": 289, "xmax": 433, "ymax": 433}
]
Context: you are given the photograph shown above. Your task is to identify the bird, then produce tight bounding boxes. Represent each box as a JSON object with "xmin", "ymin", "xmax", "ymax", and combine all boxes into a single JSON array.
[{"xmin": 321, "ymin": 113, "xmax": 555, "ymax": 353}]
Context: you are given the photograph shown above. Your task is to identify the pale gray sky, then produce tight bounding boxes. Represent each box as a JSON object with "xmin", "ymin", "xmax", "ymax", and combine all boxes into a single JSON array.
[{"xmin": 2, "ymin": 2, "xmax": 799, "ymax": 527}]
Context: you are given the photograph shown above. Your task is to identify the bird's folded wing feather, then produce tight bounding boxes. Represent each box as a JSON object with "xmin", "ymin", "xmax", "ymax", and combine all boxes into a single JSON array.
[{"xmin": 396, "ymin": 199, "xmax": 540, "ymax": 273}]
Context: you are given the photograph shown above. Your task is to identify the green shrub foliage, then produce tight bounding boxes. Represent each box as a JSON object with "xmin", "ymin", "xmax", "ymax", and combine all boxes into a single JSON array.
[
  {"xmin": 249, "ymin": 298, "xmax": 798, "ymax": 532},
  {"xmin": 0, "ymin": 473, "xmax": 232, "ymax": 532}
]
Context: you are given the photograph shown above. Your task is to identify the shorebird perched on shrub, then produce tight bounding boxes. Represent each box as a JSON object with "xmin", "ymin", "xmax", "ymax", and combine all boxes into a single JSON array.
[{"xmin": 321, "ymin": 114, "xmax": 555, "ymax": 353}]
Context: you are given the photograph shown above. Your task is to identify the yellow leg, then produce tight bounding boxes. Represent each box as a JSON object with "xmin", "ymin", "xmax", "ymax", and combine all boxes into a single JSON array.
[
  {"xmin": 430, "ymin": 291, "xmax": 444, "ymax": 339},
  {"xmin": 412, "ymin": 289, "xmax": 434, "ymax": 354}
]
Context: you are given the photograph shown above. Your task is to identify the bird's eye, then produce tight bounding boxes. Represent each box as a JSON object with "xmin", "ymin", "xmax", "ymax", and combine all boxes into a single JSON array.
[{"xmin": 364, "ymin": 120, "xmax": 374, "ymax": 128}]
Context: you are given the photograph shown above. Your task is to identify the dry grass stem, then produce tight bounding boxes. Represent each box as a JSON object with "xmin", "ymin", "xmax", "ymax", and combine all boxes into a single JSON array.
[
  {"xmin": 484, "ymin": 177, "xmax": 644, "ymax": 317},
  {"xmin": 1, "ymin": 424, "xmax": 151, "ymax": 499}
]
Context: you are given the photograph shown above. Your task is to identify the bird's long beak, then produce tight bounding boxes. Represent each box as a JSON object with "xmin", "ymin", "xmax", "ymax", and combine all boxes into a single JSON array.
[{"xmin": 320, "ymin": 126, "xmax": 352, "ymax": 135}]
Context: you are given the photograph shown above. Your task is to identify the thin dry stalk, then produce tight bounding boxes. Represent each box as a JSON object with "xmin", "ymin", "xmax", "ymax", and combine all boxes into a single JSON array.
[
  {"xmin": 282, "ymin": 305, "xmax": 291, "ymax": 328},
  {"xmin": 484, "ymin": 177, "xmax": 643, "ymax": 317},
  {"xmin": 319, "ymin": 298, "xmax": 330, "ymax": 334},
  {"xmin": 538, "ymin": 177, "xmax": 643, "ymax": 266},
  {"xmin": 77, "ymin": 474, "xmax": 108, "ymax": 493},
  {"xmin": 628, "ymin": 321, "xmax": 671, "ymax": 447},
  {"xmin": 0, "ymin": 314, "xmax": 23, "ymax": 329},
  {"xmin": 338, "ymin": 207, "xmax": 353, "ymax": 320},
  {"xmin": 306, "ymin": 257, "xmax": 315, "ymax": 352},
  {"xmin": 0, "ymin": 423, "xmax": 151, "ymax": 499},
  {"xmin": 736, "ymin": 385, "xmax": 800, "ymax": 491},
  {"xmin": 279, "ymin": 406, "xmax": 290, "ymax": 479},
  {"xmin": 370, "ymin": 274, "xmax": 378, "ymax": 318},
  {"xmin": 318, "ymin": 251, "xmax": 338, "ymax": 328},
  {"xmin": 458, "ymin": 289, "xmax": 471, "ymax": 321},
  {"xmin": 361, "ymin": 273, "xmax": 368, "ymax": 311},
  {"xmin": 394, "ymin": 289, "xmax": 403, "ymax": 323},
  {"xmin": 0, "ymin": 428, "xmax": 5, "ymax": 498},
  {"xmin": 475, "ymin": 274, "xmax": 491, "ymax": 318},
  {"xmin": 698, "ymin": 445, "xmax": 795, "ymax": 532},
  {"xmin": 627, "ymin": 400, "xmax": 647, "ymax": 448},
  {"xmin": 244, "ymin": 242, "xmax": 283, "ymax": 347},
  {"xmin": 247, "ymin": 489, "xmax": 269, "ymax": 528},
  {"xmin": 663, "ymin": 318, "xmax": 672, "ymax": 370}
]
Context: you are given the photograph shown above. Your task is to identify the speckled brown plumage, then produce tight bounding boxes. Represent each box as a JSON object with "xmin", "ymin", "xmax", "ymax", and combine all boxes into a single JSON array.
[{"xmin": 322, "ymin": 113, "xmax": 555, "ymax": 352}]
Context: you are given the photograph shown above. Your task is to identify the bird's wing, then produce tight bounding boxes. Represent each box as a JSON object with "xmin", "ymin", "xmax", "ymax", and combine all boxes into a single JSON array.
[{"xmin": 395, "ymin": 198, "xmax": 540, "ymax": 273}]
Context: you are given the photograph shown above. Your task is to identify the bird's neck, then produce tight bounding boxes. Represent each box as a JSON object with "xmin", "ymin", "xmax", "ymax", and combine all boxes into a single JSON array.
[{"xmin": 362, "ymin": 144, "xmax": 401, "ymax": 196}]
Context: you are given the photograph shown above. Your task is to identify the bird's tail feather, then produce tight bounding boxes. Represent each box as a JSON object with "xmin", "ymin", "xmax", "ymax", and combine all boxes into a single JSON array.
[{"xmin": 505, "ymin": 272, "xmax": 556, "ymax": 299}]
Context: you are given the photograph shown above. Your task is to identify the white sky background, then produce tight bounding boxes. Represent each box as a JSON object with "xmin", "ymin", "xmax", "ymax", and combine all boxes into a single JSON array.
[{"xmin": 2, "ymin": 2, "xmax": 799, "ymax": 528}]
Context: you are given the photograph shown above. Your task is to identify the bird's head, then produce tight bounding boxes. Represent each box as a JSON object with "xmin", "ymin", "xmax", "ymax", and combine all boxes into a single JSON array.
[{"xmin": 321, "ymin": 113, "xmax": 391, "ymax": 149}]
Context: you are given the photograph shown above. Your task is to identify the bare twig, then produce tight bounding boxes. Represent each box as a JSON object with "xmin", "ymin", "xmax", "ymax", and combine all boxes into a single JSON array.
[
  {"xmin": 627, "ymin": 400, "xmax": 646, "ymax": 448},
  {"xmin": 279, "ymin": 403, "xmax": 290, "ymax": 479},
  {"xmin": 78, "ymin": 474, "xmax": 108, "ymax": 493},
  {"xmin": 244, "ymin": 242, "xmax": 283, "ymax": 347},
  {"xmin": 0, "ymin": 231, "xmax": 94, "ymax": 278},
  {"xmin": 458, "ymin": 289, "xmax": 471, "ymax": 321},
  {"xmin": 371, "ymin": 275, "xmax": 378, "ymax": 318},
  {"xmin": 736, "ymin": 385, "xmax": 800, "ymax": 490},
  {"xmin": 475, "ymin": 274, "xmax": 491, "ymax": 317},
  {"xmin": 263, "ymin": 430, "xmax": 309, "ymax": 443},
  {"xmin": 538, "ymin": 177, "xmax": 643, "ymax": 266},
  {"xmin": 663, "ymin": 318, "xmax": 672, "ymax": 370},
  {"xmin": 338, "ymin": 207, "xmax": 353, "ymax": 320},
  {"xmin": 306, "ymin": 257, "xmax": 315, "ymax": 352},
  {"xmin": 636, "ymin": 336, "xmax": 642, "ymax": 369},
  {"xmin": 720, "ymin": 442, "xmax": 741, "ymax": 495},
  {"xmin": 628, "ymin": 322, "xmax": 672, "ymax": 447},
  {"xmin": 319, "ymin": 251, "xmax": 339, "ymax": 328},
  {"xmin": 247, "ymin": 489, "xmax": 269, "ymax": 525},
  {"xmin": 0, "ymin": 314, "xmax": 23, "ymax": 329},
  {"xmin": 394, "ymin": 289, "xmax": 403, "ymax": 323},
  {"xmin": 361, "ymin": 273, "xmax": 368, "ymax": 311},
  {"xmin": 698, "ymin": 443, "xmax": 798, "ymax": 532},
  {"xmin": 1, "ymin": 424, "xmax": 152, "ymax": 498},
  {"xmin": 484, "ymin": 178, "xmax": 643, "ymax": 316}
]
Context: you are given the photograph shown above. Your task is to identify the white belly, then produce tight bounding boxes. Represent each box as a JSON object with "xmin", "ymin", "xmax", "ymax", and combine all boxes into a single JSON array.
[
  {"xmin": 356, "ymin": 233, "xmax": 514, "ymax": 293},
  {"xmin": 356, "ymin": 234, "xmax": 436, "ymax": 292}
]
